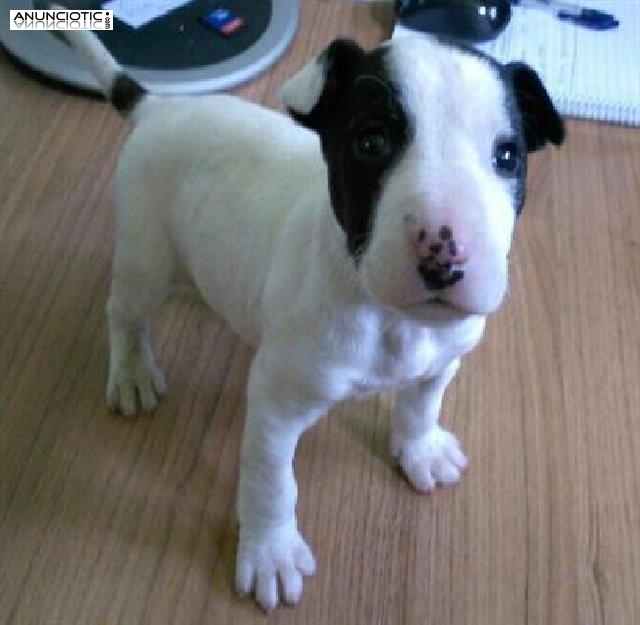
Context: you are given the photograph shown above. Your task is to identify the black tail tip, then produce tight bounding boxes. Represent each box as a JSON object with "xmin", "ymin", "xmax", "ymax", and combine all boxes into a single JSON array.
[{"xmin": 111, "ymin": 73, "xmax": 145, "ymax": 115}]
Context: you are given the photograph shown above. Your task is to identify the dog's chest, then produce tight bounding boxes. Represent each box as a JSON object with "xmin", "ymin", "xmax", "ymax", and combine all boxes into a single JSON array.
[{"xmin": 350, "ymin": 316, "xmax": 484, "ymax": 396}]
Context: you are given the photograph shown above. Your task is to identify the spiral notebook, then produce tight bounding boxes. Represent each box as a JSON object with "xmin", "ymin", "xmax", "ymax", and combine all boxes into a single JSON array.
[{"xmin": 476, "ymin": 1, "xmax": 640, "ymax": 126}]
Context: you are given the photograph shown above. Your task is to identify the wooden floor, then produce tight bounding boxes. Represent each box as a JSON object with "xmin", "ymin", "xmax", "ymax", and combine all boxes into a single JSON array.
[{"xmin": 2, "ymin": 2, "xmax": 640, "ymax": 623}]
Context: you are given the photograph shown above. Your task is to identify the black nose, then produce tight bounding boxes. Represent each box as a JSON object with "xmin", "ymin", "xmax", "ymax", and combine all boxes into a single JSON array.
[{"xmin": 418, "ymin": 258, "xmax": 464, "ymax": 291}]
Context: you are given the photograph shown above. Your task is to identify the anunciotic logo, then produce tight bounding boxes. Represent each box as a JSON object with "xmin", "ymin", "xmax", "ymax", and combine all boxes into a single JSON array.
[{"xmin": 10, "ymin": 9, "xmax": 113, "ymax": 30}]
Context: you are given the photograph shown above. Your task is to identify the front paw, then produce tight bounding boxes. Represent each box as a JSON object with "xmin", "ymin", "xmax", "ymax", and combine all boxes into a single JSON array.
[
  {"xmin": 235, "ymin": 521, "xmax": 316, "ymax": 612},
  {"xmin": 391, "ymin": 425, "xmax": 468, "ymax": 493}
]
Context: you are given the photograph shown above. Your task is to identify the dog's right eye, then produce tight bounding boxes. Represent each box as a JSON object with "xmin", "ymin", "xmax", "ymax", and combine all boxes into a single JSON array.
[{"xmin": 352, "ymin": 126, "xmax": 391, "ymax": 162}]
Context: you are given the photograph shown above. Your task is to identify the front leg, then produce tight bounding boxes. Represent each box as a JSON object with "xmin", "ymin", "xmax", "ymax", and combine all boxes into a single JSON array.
[
  {"xmin": 235, "ymin": 353, "xmax": 325, "ymax": 612},
  {"xmin": 391, "ymin": 359, "xmax": 468, "ymax": 493}
]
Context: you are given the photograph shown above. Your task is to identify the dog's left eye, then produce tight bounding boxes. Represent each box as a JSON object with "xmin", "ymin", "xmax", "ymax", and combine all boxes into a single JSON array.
[
  {"xmin": 353, "ymin": 126, "xmax": 391, "ymax": 162},
  {"xmin": 492, "ymin": 138, "xmax": 522, "ymax": 177}
]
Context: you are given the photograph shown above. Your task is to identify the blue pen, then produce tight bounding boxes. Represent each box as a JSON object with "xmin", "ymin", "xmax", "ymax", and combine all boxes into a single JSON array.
[{"xmin": 511, "ymin": 0, "xmax": 619, "ymax": 30}]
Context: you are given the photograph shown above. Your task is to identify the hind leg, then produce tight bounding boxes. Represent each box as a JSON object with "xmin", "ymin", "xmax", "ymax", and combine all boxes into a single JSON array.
[
  {"xmin": 107, "ymin": 283, "xmax": 169, "ymax": 416},
  {"xmin": 106, "ymin": 214, "xmax": 176, "ymax": 416}
]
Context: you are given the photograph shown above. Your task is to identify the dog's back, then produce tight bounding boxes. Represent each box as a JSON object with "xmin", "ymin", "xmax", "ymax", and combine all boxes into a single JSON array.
[{"xmin": 115, "ymin": 93, "xmax": 325, "ymax": 344}]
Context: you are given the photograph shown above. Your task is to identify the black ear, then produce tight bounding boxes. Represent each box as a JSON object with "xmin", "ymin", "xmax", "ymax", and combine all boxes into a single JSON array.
[
  {"xmin": 503, "ymin": 62, "xmax": 565, "ymax": 152},
  {"xmin": 280, "ymin": 39, "xmax": 365, "ymax": 132}
]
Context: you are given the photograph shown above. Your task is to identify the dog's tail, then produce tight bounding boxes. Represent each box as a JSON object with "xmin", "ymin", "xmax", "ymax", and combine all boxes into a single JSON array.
[{"xmin": 52, "ymin": 5, "xmax": 148, "ymax": 119}]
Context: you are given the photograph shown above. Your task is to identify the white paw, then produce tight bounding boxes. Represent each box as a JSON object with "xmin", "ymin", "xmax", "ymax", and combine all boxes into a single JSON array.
[
  {"xmin": 107, "ymin": 345, "xmax": 166, "ymax": 417},
  {"xmin": 235, "ymin": 521, "xmax": 316, "ymax": 612},
  {"xmin": 391, "ymin": 425, "xmax": 468, "ymax": 493}
]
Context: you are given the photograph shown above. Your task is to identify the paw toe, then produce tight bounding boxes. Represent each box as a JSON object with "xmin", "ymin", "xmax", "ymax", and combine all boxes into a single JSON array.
[
  {"xmin": 138, "ymin": 376, "xmax": 163, "ymax": 412},
  {"xmin": 119, "ymin": 382, "xmax": 139, "ymax": 417},
  {"xmin": 433, "ymin": 457, "xmax": 461, "ymax": 485},
  {"xmin": 293, "ymin": 540, "xmax": 316, "ymax": 576},
  {"xmin": 279, "ymin": 563, "xmax": 303, "ymax": 604},
  {"xmin": 255, "ymin": 570, "xmax": 278, "ymax": 613},
  {"xmin": 235, "ymin": 559, "xmax": 254, "ymax": 597},
  {"xmin": 444, "ymin": 442, "xmax": 468, "ymax": 470},
  {"xmin": 405, "ymin": 460, "xmax": 437, "ymax": 493}
]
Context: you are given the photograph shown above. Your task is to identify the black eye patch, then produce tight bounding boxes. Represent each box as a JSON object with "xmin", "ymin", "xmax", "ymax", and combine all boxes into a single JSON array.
[
  {"xmin": 329, "ymin": 75, "xmax": 409, "ymax": 256},
  {"xmin": 336, "ymin": 75, "xmax": 409, "ymax": 257},
  {"xmin": 285, "ymin": 41, "xmax": 410, "ymax": 258},
  {"xmin": 349, "ymin": 74, "xmax": 396, "ymax": 112},
  {"xmin": 348, "ymin": 76, "xmax": 403, "ymax": 164}
]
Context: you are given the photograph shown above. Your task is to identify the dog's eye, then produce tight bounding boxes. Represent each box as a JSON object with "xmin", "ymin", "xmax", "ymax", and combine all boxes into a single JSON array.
[
  {"xmin": 353, "ymin": 126, "xmax": 391, "ymax": 162},
  {"xmin": 492, "ymin": 138, "xmax": 522, "ymax": 177}
]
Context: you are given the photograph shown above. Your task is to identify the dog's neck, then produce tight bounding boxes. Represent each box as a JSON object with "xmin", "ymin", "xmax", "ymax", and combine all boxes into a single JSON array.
[{"xmin": 307, "ymin": 195, "xmax": 408, "ymax": 331}]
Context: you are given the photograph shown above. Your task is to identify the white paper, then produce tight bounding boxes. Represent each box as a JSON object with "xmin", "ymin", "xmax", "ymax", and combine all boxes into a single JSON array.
[
  {"xmin": 101, "ymin": 0, "xmax": 192, "ymax": 29},
  {"xmin": 476, "ymin": 1, "xmax": 640, "ymax": 125}
]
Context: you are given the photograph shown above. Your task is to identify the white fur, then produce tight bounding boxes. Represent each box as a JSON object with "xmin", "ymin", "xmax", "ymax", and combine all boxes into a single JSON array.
[
  {"xmin": 67, "ymin": 31, "xmax": 521, "ymax": 611},
  {"xmin": 280, "ymin": 56, "xmax": 327, "ymax": 115}
]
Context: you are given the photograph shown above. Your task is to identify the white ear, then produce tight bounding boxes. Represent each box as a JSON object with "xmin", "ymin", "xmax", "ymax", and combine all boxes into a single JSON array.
[{"xmin": 280, "ymin": 56, "xmax": 328, "ymax": 115}]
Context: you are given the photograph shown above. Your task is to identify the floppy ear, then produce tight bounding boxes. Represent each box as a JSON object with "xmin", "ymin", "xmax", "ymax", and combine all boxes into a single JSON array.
[
  {"xmin": 280, "ymin": 38, "xmax": 365, "ymax": 131},
  {"xmin": 503, "ymin": 62, "xmax": 565, "ymax": 152}
]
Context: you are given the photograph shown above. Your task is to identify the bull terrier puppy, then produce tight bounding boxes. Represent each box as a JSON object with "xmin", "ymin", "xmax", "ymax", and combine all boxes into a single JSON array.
[{"xmin": 61, "ymin": 26, "xmax": 563, "ymax": 612}]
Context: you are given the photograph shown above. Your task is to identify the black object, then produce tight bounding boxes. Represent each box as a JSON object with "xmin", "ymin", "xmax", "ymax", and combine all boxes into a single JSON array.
[{"xmin": 395, "ymin": 0, "xmax": 511, "ymax": 42}]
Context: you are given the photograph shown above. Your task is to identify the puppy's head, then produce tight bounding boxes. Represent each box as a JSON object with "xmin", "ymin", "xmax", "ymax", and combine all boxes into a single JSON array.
[{"xmin": 281, "ymin": 36, "xmax": 564, "ymax": 318}]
